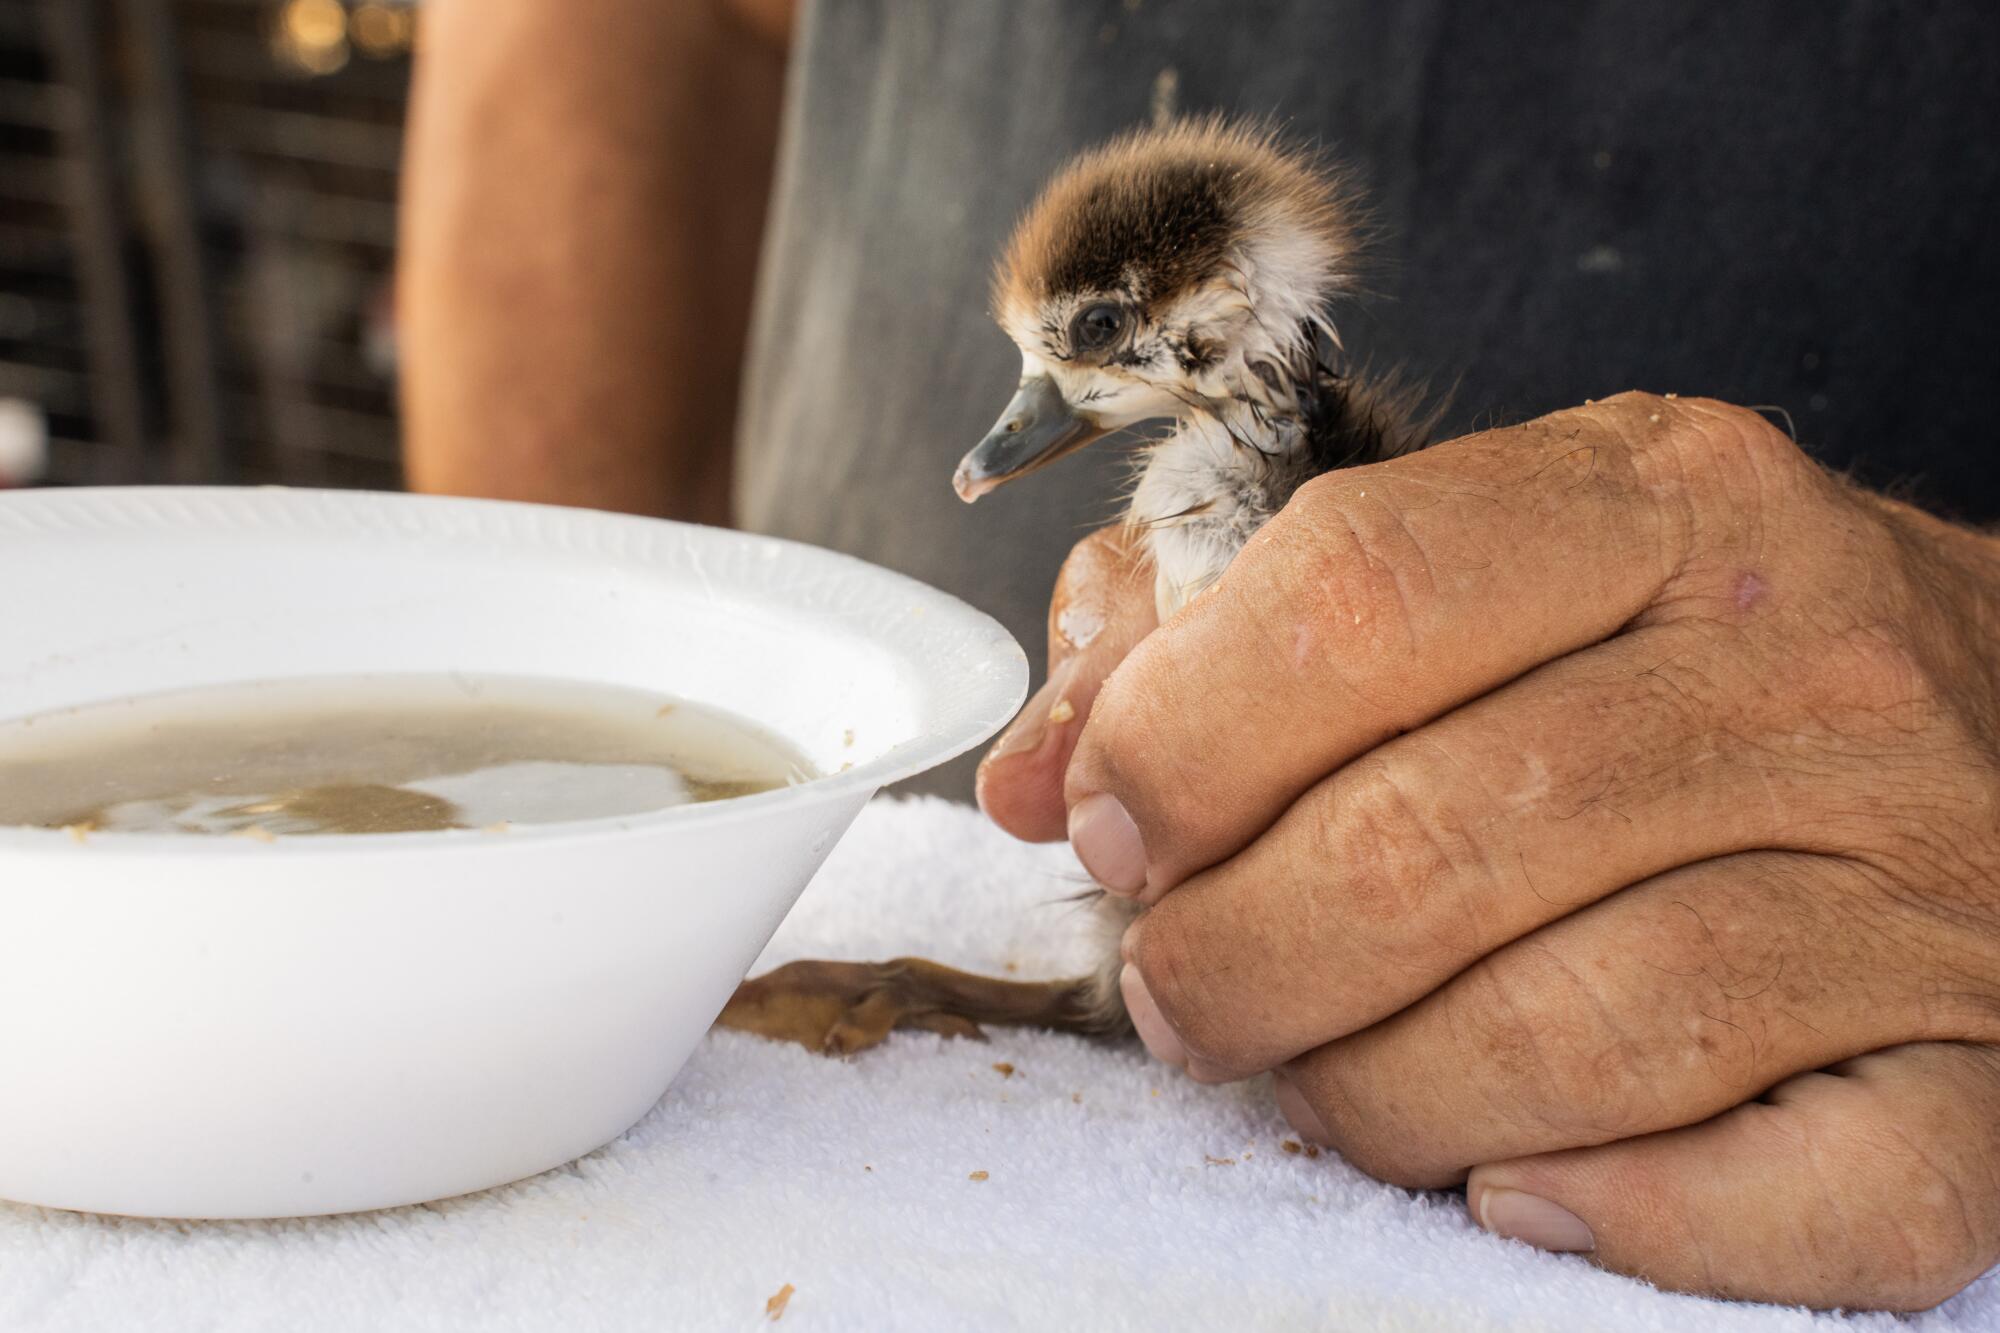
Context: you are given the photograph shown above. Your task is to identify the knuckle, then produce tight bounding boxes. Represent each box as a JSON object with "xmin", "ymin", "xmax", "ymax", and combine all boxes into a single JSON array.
[
  {"xmin": 1785, "ymin": 626, "xmax": 2000, "ymax": 883},
  {"xmin": 1315, "ymin": 765, "xmax": 1448, "ymax": 932},
  {"xmin": 1547, "ymin": 1049, "xmax": 1657, "ymax": 1143},
  {"xmin": 1545, "ymin": 1049, "xmax": 1657, "ymax": 1143},
  {"xmin": 1462, "ymin": 958, "xmax": 1660, "ymax": 1142},
  {"xmin": 1680, "ymin": 396, "xmax": 1797, "ymax": 459},
  {"xmin": 1260, "ymin": 475, "xmax": 1426, "ymax": 653},
  {"xmin": 1673, "ymin": 396, "xmax": 1803, "ymax": 474},
  {"xmin": 1283, "ymin": 468, "xmax": 1350, "ymax": 521},
  {"xmin": 1550, "ymin": 390, "xmax": 1684, "ymax": 456},
  {"xmin": 1607, "ymin": 392, "xmax": 1813, "ymax": 525},
  {"xmin": 1287, "ymin": 468, "xmax": 1356, "ymax": 521},
  {"xmin": 1750, "ymin": 532, "xmax": 1997, "ymax": 740},
  {"xmin": 1826, "ymin": 621, "xmax": 1937, "ymax": 709},
  {"xmin": 1126, "ymin": 908, "xmax": 1229, "ymax": 1061},
  {"xmin": 1765, "ymin": 619, "xmax": 1943, "ymax": 750},
  {"xmin": 1590, "ymin": 389, "xmax": 1688, "ymax": 439},
  {"xmin": 1312, "ymin": 758, "xmax": 1495, "ymax": 966},
  {"xmin": 1541, "ymin": 391, "xmax": 1806, "ymax": 500},
  {"xmin": 1596, "ymin": 389, "xmax": 1661, "ymax": 409}
]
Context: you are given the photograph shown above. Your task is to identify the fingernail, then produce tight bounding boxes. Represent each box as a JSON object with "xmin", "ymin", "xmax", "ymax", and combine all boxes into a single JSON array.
[
  {"xmin": 1476, "ymin": 1188, "xmax": 1596, "ymax": 1253},
  {"xmin": 1119, "ymin": 963, "xmax": 1186, "ymax": 1068},
  {"xmin": 1069, "ymin": 792, "xmax": 1147, "ymax": 894},
  {"xmin": 1271, "ymin": 1072, "xmax": 1331, "ymax": 1146}
]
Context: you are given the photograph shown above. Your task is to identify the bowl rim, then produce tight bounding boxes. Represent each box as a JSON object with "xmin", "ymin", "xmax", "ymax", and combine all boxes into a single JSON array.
[{"xmin": 0, "ymin": 486, "xmax": 1029, "ymax": 860}]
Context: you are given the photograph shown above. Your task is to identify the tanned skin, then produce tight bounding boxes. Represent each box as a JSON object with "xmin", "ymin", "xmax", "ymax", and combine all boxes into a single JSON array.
[{"xmin": 400, "ymin": 0, "xmax": 794, "ymax": 522}]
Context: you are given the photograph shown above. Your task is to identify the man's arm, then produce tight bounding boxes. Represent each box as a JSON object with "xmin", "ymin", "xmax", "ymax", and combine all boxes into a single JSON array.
[
  {"xmin": 399, "ymin": 0, "xmax": 792, "ymax": 522},
  {"xmin": 982, "ymin": 395, "xmax": 2000, "ymax": 1310}
]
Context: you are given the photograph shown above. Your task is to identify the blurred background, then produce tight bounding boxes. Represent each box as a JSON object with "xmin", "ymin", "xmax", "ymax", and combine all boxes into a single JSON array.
[{"xmin": 0, "ymin": 0, "xmax": 412, "ymax": 492}]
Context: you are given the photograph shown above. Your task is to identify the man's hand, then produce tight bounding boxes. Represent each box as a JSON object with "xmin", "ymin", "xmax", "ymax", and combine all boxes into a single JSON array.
[{"xmin": 982, "ymin": 393, "xmax": 2000, "ymax": 1310}]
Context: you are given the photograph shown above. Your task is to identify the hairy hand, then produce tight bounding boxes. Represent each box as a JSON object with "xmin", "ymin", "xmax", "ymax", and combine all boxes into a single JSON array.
[{"xmin": 982, "ymin": 393, "xmax": 2000, "ymax": 1310}]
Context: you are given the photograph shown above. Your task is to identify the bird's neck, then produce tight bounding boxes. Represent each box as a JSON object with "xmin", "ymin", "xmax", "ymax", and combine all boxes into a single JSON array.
[
  {"xmin": 1210, "ymin": 395, "xmax": 1308, "ymax": 457},
  {"xmin": 1124, "ymin": 335, "xmax": 1427, "ymax": 618},
  {"xmin": 1210, "ymin": 320, "xmax": 1327, "ymax": 455},
  {"xmin": 1125, "ymin": 404, "xmax": 1322, "ymax": 620}
]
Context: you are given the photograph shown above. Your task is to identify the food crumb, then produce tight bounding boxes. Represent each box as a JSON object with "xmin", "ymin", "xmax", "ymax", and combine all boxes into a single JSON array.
[
  {"xmin": 863, "ymin": 1165, "xmax": 872, "ymax": 1172},
  {"xmin": 764, "ymin": 1283, "xmax": 794, "ymax": 1321},
  {"xmin": 63, "ymin": 822, "xmax": 94, "ymax": 844},
  {"xmin": 1205, "ymin": 1155, "xmax": 1236, "ymax": 1166},
  {"xmin": 1071, "ymin": 1092, "xmax": 1082, "ymax": 1104},
  {"xmin": 656, "ymin": 703, "xmax": 677, "ymax": 719},
  {"xmin": 1281, "ymin": 1139, "xmax": 1303, "ymax": 1155},
  {"xmin": 1003, "ymin": 961, "xmax": 1018, "ymax": 974},
  {"xmin": 1664, "ymin": 391, "xmax": 1679, "ymax": 400},
  {"xmin": 482, "ymin": 821, "xmax": 512, "ymax": 834},
  {"xmin": 842, "ymin": 728, "xmax": 855, "ymax": 747},
  {"xmin": 234, "ymin": 825, "xmax": 276, "ymax": 843},
  {"xmin": 1649, "ymin": 413, "xmax": 1661, "ymax": 423},
  {"xmin": 969, "ymin": 1170, "xmax": 989, "ymax": 1182},
  {"xmin": 1047, "ymin": 698, "xmax": 1076, "ymax": 725},
  {"xmin": 991, "ymin": 1062, "xmax": 1015, "ymax": 1078},
  {"xmin": 1150, "ymin": 1089, "xmax": 1161, "ymax": 1098}
]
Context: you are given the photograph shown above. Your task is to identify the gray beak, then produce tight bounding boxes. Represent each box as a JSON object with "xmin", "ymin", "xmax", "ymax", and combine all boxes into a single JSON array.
[{"xmin": 952, "ymin": 376, "xmax": 1109, "ymax": 502}]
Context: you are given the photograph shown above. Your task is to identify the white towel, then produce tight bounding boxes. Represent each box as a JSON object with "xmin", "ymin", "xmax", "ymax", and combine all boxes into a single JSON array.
[{"xmin": 2, "ymin": 797, "xmax": 1993, "ymax": 1332}]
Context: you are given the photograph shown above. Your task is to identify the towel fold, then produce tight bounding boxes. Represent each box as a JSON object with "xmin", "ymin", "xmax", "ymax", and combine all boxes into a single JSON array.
[{"xmin": 2, "ymin": 797, "xmax": 1993, "ymax": 1331}]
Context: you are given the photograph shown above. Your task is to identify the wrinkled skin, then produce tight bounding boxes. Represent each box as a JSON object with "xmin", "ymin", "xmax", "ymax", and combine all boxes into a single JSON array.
[{"xmin": 977, "ymin": 393, "xmax": 2000, "ymax": 1311}]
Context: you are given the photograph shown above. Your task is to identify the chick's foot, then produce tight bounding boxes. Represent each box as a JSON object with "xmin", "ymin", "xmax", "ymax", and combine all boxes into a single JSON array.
[{"xmin": 717, "ymin": 957, "xmax": 1105, "ymax": 1056}]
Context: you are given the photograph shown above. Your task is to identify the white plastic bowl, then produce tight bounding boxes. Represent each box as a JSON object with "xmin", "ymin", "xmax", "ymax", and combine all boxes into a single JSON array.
[{"xmin": 0, "ymin": 487, "xmax": 1026, "ymax": 1218}]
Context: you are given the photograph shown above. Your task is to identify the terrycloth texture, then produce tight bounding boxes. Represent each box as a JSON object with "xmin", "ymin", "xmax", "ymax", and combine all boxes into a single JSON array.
[{"xmin": 2, "ymin": 798, "xmax": 1995, "ymax": 1332}]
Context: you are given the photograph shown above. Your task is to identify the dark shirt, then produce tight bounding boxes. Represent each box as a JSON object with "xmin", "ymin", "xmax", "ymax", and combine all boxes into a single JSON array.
[{"xmin": 739, "ymin": 0, "xmax": 2000, "ymax": 794}]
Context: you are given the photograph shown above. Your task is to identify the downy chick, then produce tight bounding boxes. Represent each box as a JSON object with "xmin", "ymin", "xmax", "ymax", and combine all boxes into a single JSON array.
[{"xmin": 720, "ymin": 118, "xmax": 1430, "ymax": 1053}]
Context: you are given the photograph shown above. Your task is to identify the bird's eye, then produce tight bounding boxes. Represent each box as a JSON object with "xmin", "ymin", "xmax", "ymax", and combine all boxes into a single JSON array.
[{"xmin": 1070, "ymin": 302, "xmax": 1127, "ymax": 354}]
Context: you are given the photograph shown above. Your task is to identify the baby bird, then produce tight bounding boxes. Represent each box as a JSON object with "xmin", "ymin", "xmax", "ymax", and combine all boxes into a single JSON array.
[
  {"xmin": 956, "ymin": 117, "xmax": 1427, "ymax": 616},
  {"xmin": 720, "ymin": 118, "xmax": 1429, "ymax": 1054}
]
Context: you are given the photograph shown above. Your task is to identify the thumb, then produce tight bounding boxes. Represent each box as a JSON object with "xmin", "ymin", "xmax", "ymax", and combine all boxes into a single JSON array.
[
  {"xmin": 1466, "ymin": 1042, "xmax": 2000, "ymax": 1311},
  {"xmin": 977, "ymin": 524, "xmax": 1156, "ymax": 842}
]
